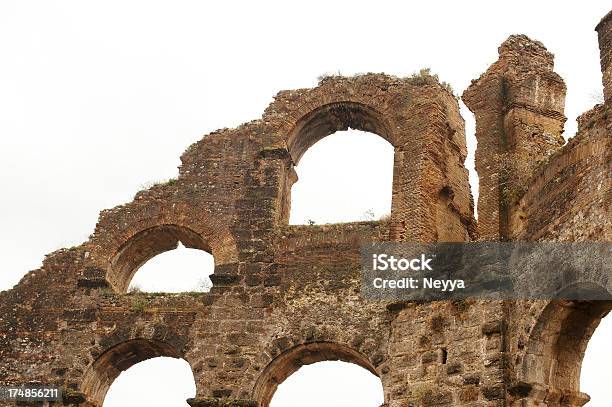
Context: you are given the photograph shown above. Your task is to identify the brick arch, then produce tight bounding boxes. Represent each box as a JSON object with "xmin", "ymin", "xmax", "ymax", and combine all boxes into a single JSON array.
[
  {"xmin": 106, "ymin": 223, "xmax": 236, "ymax": 293},
  {"xmin": 520, "ymin": 299, "xmax": 612, "ymax": 404},
  {"xmin": 263, "ymin": 76, "xmax": 405, "ymax": 142},
  {"xmin": 80, "ymin": 338, "xmax": 193, "ymax": 406},
  {"xmin": 271, "ymin": 98, "xmax": 399, "ymax": 230},
  {"xmin": 285, "ymin": 101, "xmax": 395, "ymax": 164},
  {"xmin": 261, "ymin": 75, "xmax": 474, "ymax": 241},
  {"xmin": 252, "ymin": 341, "xmax": 381, "ymax": 407}
]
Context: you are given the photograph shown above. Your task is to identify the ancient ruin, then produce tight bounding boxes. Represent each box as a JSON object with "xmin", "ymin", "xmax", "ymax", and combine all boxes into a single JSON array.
[{"xmin": 1, "ymin": 10, "xmax": 611, "ymax": 407}]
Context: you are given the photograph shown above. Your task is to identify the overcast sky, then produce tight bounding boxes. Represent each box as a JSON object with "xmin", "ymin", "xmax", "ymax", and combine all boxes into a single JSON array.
[{"xmin": 0, "ymin": 1, "xmax": 610, "ymax": 406}]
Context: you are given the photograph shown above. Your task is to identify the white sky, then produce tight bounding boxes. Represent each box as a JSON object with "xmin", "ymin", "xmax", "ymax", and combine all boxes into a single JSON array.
[
  {"xmin": 0, "ymin": 1, "xmax": 610, "ymax": 406},
  {"xmin": 289, "ymin": 131, "xmax": 394, "ymax": 225}
]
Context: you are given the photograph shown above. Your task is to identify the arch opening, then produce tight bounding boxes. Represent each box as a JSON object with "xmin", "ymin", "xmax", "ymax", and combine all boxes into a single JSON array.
[
  {"xmin": 108, "ymin": 225, "xmax": 215, "ymax": 293},
  {"xmin": 254, "ymin": 341, "xmax": 383, "ymax": 407},
  {"xmin": 286, "ymin": 102, "xmax": 394, "ymax": 164},
  {"xmin": 283, "ymin": 101, "xmax": 397, "ymax": 226},
  {"xmin": 103, "ymin": 357, "xmax": 196, "ymax": 407},
  {"xmin": 287, "ymin": 130, "xmax": 394, "ymax": 225},
  {"xmin": 128, "ymin": 242, "xmax": 214, "ymax": 293},
  {"xmin": 581, "ymin": 313, "xmax": 612, "ymax": 406},
  {"xmin": 522, "ymin": 299, "xmax": 612, "ymax": 402},
  {"xmin": 81, "ymin": 339, "xmax": 195, "ymax": 406},
  {"xmin": 270, "ymin": 360, "xmax": 384, "ymax": 407}
]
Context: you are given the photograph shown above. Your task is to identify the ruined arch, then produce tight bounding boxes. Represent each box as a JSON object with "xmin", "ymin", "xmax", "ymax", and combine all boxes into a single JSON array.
[
  {"xmin": 280, "ymin": 100, "xmax": 399, "ymax": 227},
  {"xmin": 263, "ymin": 76, "xmax": 474, "ymax": 240},
  {"xmin": 521, "ymin": 299, "xmax": 612, "ymax": 403},
  {"xmin": 253, "ymin": 341, "xmax": 381, "ymax": 407},
  {"xmin": 81, "ymin": 339, "xmax": 194, "ymax": 406},
  {"xmin": 286, "ymin": 101, "xmax": 395, "ymax": 164},
  {"xmin": 3, "ymin": 10, "xmax": 611, "ymax": 405},
  {"xmin": 106, "ymin": 224, "xmax": 217, "ymax": 293}
]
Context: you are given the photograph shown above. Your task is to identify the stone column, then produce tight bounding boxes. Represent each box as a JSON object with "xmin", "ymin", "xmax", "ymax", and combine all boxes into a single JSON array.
[{"xmin": 463, "ymin": 35, "xmax": 566, "ymax": 241}]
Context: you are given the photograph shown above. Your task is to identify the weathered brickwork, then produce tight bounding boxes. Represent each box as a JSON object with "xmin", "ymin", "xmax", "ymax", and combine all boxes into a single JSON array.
[
  {"xmin": 463, "ymin": 35, "xmax": 567, "ymax": 241},
  {"xmin": 0, "ymin": 10, "xmax": 610, "ymax": 407},
  {"xmin": 598, "ymin": 10, "xmax": 612, "ymax": 105}
]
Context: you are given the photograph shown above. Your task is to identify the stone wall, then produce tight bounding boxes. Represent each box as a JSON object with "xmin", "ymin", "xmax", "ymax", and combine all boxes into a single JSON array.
[
  {"xmin": 510, "ymin": 104, "xmax": 610, "ymax": 242},
  {"xmin": 0, "ymin": 9, "xmax": 610, "ymax": 407}
]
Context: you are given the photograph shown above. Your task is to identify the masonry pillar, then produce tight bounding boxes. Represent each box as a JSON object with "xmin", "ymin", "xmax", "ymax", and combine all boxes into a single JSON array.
[
  {"xmin": 463, "ymin": 35, "xmax": 566, "ymax": 241},
  {"xmin": 596, "ymin": 9, "xmax": 612, "ymax": 135},
  {"xmin": 596, "ymin": 10, "xmax": 612, "ymax": 106}
]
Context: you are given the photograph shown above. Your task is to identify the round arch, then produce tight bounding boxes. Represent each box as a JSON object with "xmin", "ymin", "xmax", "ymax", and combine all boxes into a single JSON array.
[
  {"xmin": 286, "ymin": 101, "xmax": 395, "ymax": 164},
  {"xmin": 521, "ymin": 299, "xmax": 612, "ymax": 403},
  {"xmin": 282, "ymin": 101, "xmax": 398, "ymax": 227},
  {"xmin": 253, "ymin": 341, "xmax": 381, "ymax": 407},
  {"xmin": 107, "ymin": 224, "xmax": 220, "ymax": 293},
  {"xmin": 81, "ymin": 338, "xmax": 192, "ymax": 406},
  {"xmin": 264, "ymin": 78, "xmax": 471, "ymax": 240}
]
